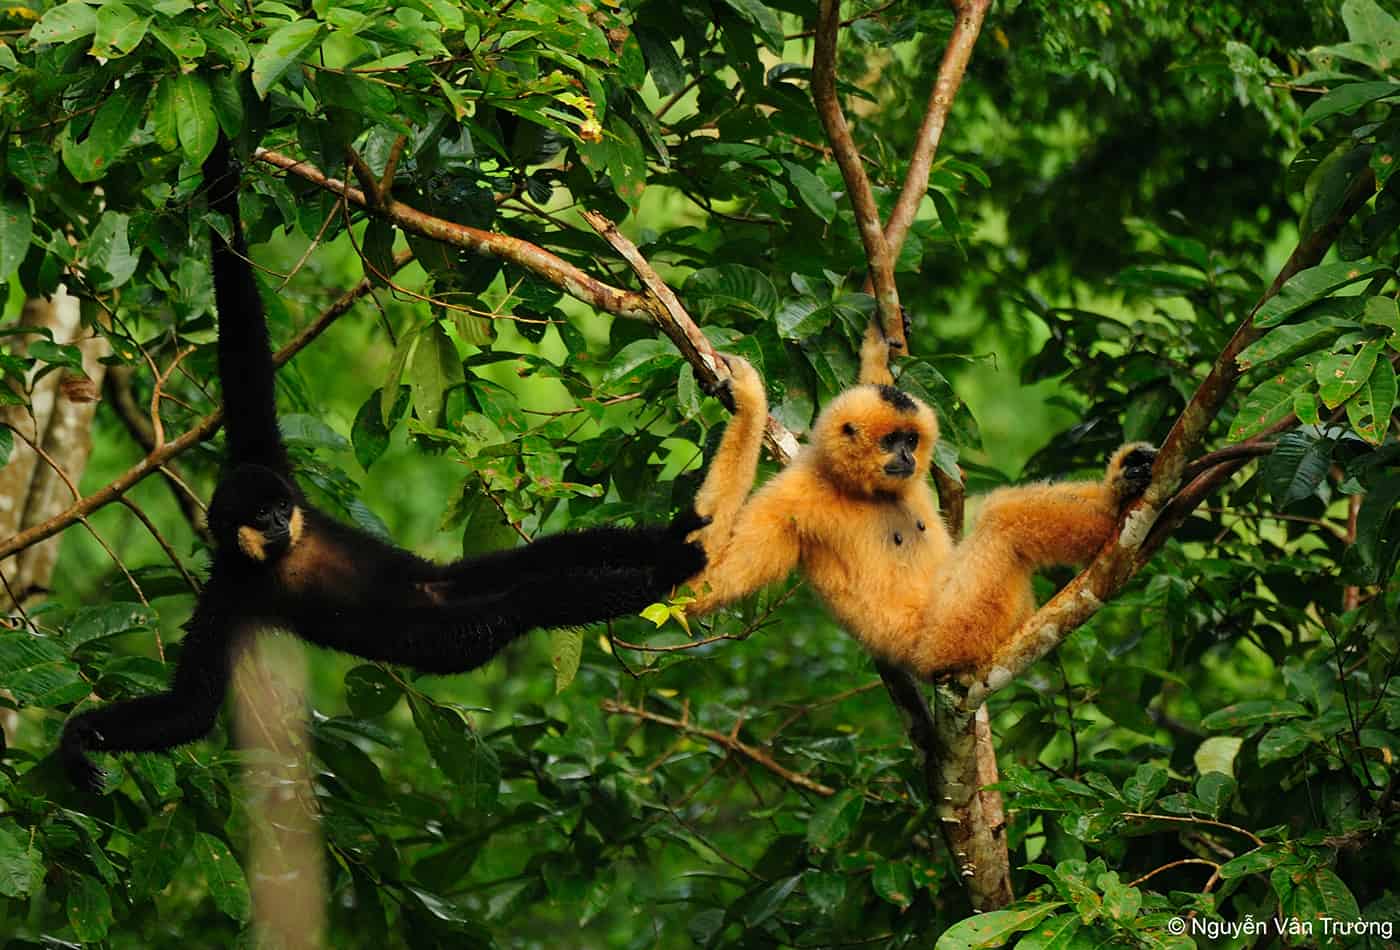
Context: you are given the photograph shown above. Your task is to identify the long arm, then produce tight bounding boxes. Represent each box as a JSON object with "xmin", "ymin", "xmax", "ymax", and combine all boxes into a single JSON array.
[
  {"xmin": 692, "ymin": 356, "xmax": 767, "ymax": 547},
  {"xmin": 59, "ymin": 584, "xmax": 243, "ymax": 791},
  {"xmin": 687, "ymin": 476, "xmax": 803, "ymax": 615},
  {"xmin": 204, "ymin": 140, "xmax": 289, "ymax": 475}
]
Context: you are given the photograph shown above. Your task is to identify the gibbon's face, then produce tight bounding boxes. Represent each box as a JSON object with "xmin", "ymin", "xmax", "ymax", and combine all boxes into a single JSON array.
[
  {"xmin": 812, "ymin": 385, "xmax": 938, "ymax": 498},
  {"xmin": 208, "ymin": 464, "xmax": 305, "ymax": 564}
]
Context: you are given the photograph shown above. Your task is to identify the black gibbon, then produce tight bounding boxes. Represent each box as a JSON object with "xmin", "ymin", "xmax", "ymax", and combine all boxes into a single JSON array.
[
  {"xmin": 683, "ymin": 357, "xmax": 1155, "ymax": 677},
  {"xmin": 58, "ymin": 142, "xmax": 706, "ymax": 791}
]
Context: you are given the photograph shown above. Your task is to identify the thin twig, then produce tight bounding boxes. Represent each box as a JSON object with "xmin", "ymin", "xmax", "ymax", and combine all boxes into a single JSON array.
[{"xmin": 601, "ymin": 699, "xmax": 835, "ymax": 797}]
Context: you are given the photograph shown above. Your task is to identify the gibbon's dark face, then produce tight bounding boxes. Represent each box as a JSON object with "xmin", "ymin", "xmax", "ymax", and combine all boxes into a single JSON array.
[
  {"xmin": 812, "ymin": 385, "xmax": 939, "ymax": 497},
  {"xmin": 208, "ymin": 464, "xmax": 304, "ymax": 564}
]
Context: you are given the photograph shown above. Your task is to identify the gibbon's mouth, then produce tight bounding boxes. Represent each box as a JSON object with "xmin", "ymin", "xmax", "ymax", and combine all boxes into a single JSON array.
[{"xmin": 883, "ymin": 462, "xmax": 914, "ymax": 477}]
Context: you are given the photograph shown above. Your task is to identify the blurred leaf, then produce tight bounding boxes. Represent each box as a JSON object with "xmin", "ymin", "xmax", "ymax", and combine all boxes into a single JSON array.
[
  {"xmin": 252, "ymin": 19, "xmax": 323, "ymax": 98},
  {"xmin": 551, "ymin": 628, "xmax": 583, "ymax": 693},
  {"xmin": 193, "ymin": 833, "xmax": 250, "ymax": 921}
]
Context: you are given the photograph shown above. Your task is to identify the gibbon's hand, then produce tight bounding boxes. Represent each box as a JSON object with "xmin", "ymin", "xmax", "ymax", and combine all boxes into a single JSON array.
[
  {"xmin": 59, "ymin": 719, "xmax": 106, "ymax": 794},
  {"xmin": 1107, "ymin": 443, "xmax": 1158, "ymax": 502}
]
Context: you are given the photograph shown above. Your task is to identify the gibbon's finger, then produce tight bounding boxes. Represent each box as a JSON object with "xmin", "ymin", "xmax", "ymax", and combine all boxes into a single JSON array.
[{"xmin": 668, "ymin": 507, "xmax": 712, "ymax": 538}]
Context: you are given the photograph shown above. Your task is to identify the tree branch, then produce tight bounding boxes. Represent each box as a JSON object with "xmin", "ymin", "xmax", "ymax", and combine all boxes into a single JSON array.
[
  {"xmin": 578, "ymin": 211, "xmax": 801, "ymax": 462},
  {"xmin": 255, "ymin": 148, "xmax": 654, "ymax": 321},
  {"xmin": 958, "ymin": 168, "xmax": 1380, "ymax": 711},
  {"xmin": 601, "ymin": 699, "xmax": 835, "ymax": 797},
  {"xmin": 812, "ymin": 0, "xmax": 903, "ymax": 358}
]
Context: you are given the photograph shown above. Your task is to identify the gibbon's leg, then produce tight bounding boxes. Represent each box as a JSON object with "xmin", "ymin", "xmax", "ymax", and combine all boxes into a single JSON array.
[
  {"xmin": 910, "ymin": 443, "xmax": 1156, "ymax": 676},
  {"xmin": 692, "ymin": 356, "xmax": 768, "ymax": 549},
  {"xmin": 687, "ymin": 479, "xmax": 803, "ymax": 616},
  {"xmin": 60, "ymin": 595, "xmax": 244, "ymax": 791}
]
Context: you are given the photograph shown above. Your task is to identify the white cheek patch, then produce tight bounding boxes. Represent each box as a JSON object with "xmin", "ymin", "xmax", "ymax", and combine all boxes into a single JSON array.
[
  {"xmin": 288, "ymin": 506, "xmax": 304, "ymax": 546},
  {"xmin": 237, "ymin": 526, "xmax": 267, "ymax": 561}
]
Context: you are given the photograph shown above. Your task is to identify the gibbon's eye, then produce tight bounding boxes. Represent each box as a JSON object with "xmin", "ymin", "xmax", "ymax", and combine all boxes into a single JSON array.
[{"xmin": 841, "ymin": 422, "xmax": 857, "ymax": 438}]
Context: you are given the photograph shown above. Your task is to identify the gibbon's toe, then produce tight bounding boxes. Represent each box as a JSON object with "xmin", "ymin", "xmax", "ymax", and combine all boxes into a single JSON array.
[{"xmin": 1108, "ymin": 442, "xmax": 1158, "ymax": 499}]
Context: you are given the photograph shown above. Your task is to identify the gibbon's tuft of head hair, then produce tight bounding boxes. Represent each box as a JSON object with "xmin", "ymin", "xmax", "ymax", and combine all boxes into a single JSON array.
[{"xmin": 810, "ymin": 385, "xmax": 938, "ymax": 498}]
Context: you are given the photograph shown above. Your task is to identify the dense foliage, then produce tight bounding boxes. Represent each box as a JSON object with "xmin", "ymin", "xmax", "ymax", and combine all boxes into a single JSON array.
[{"xmin": 0, "ymin": 0, "xmax": 1398, "ymax": 946}]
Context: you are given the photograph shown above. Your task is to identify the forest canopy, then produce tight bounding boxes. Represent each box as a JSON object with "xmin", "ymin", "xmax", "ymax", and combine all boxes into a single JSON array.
[{"xmin": 0, "ymin": 0, "xmax": 1398, "ymax": 947}]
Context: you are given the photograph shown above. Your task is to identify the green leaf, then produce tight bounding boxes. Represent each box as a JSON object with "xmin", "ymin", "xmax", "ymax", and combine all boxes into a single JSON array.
[
  {"xmin": 172, "ymin": 72, "xmax": 218, "ymax": 165},
  {"xmin": 684, "ymin": 266, "xmax": 779, "ymax": 320},
  {"xmin": 150, "ymin": 23, "xmax": 205, "ymax": 63},
  {"xmin": 898, "ymin": 361, "xmax": 982, "ymax": 449},
  {"xmin": 1217, "ymin": 845, "xmax": 1290, "ymax": 879},
  {"xmin": 86, "ymin": 211, "xmax": 139, "ymax": 290},
  {"xmin": 1201, "ymin": 699, "xmax": 1309, "ymax": 730},
  {"xmin": 719, "ymin": 0, "xmax": 784, "ymax": 51},
  {"xmin": 803, "ymin": 870, "xmax": 847, "ymax": 915},
  {"xmin": 0, "ymin": 192, "xmax": 32, "ymax": 282},
  {"xmin": 61, "ymin": 84, "xmax": 145, "ymax": 182},
  {"xmin": 1229, "ymin": 361, "xmax": 1315, "ymax": 440},
  {"xmin": 550, "ymin": 628, "xmax": 583, "ymax": 693},
  {"xmin": 1316, "ymin": 337, "xmax": 1383, "ymax": 408},
  {"xmin": 1301, "ymin": 81, "xmax": 1400, "ymax": 128},
  {"xmin": 1015, "ymin": 914, "xmax": 1082, "ymax": 950},
  {"xmin": 130, "ymin": 811, "xmax": 193, "ymax": 899},
  {"xmin": 251, "ymin": 19, "xmax": 324, "ymax": 98},
  {"xmin": 92, "ymin": 3, "xmax": 149, "ymax": 57},
  {"xmin": 807, "ymin": 789, "xmax": 864, "ymax": 849},
  {"xmin": 1346, "ymin": 357, "xmax": 1396, "ymax": 443},
  {"xmin": 29, "ymin": 2, "xmax": 97, "ymax": 45},
  {"xmin": 934, "ymin": 903, "xmax": 1063, "ymax": 950},
  {"xmin": 744, "ymin": 874, "xmax": 800, "ymax": 927},
  {"xmin": 408, "ymin": 695, "xmax": 500, "ymax": 809},
  {"xmin": 0, "ymin": 633, "xmax": 86, "ymax": 706},
  {"xmin": 1258, "ymin": 724, "xmax": 1312, "ymax": 764},
  {"xmin": 1195, "ymin": 772, "xmax": 1237, "ymax": 817},
  {"xmin": 1235, "ymin": 317, "xmax": 1359, "ymax": 371},
  {"xmin": 410, "ymin": 321, "xmax": 464, "ymax": 430},
  {"xmin": 0, "ymin": 428, "xmax": 11, "ymax": 467},
  {"xmin": 149, "ymin": 78, "xmax": 179, "ymax": 152},
  {"xmin": 344, "ymin": 664, "xmax": 401, "ymax": 718},
  {"xmin": 1254, "ymin": 261, "xmax": 1390, "ymax": 328},
  {"xmin": 1122, "ymin": 764, "xmax": 1168, "ymax": 810},
  {"xmin": 1364, "ymin": 295, "xmax": 1400, "ymax": 334},
  {"xmin": 1312, "ymin": 867, "xmax": 1361, "ymax": 920},
  {"xmin": 781, "ymin": 160, "xmax": 835, "ymax": 222},
  {"xmin": 0, "ymin": 825, "xmax": 43, "ymax": 898},
  {"xmin": 1343, "ymin": 0, "xmax": 1400, "ymax": 65},
  {"xmin": 1263, "ymin": 429, "xmax": 1334, "ymax": 505},
  {"xmin": 351, "ymin": 390, "xmax": 392, "ymax": 470},
  {"xmin": 1351, "ymin": 475, "xmax": 1400, "ymax": 583},
  {"xmin": 66, "ymin": 874, "xmax": 113, "ymax": 942},
  {"xmin": 193, "ymin": 833, "xmax": 250, "ymax": 922},
  {"xmin": 871, "ymin": 862, "xmax": 914, "ymax": 910}
]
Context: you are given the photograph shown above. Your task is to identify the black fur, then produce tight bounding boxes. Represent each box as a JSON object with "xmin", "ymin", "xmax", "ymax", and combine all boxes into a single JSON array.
[
  {"xmin": 875, "ymin": 385, "xmax": 916, "ymax": 414},
  {"xmin": 59, "ymin": 140, "xmax": 706, "ymax": 791}
]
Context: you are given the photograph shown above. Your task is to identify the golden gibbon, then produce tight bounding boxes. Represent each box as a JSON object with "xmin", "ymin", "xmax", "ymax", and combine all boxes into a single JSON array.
[{"xmin": 683, "ymin": 357, "xmax": 1155, "ymax": 677}]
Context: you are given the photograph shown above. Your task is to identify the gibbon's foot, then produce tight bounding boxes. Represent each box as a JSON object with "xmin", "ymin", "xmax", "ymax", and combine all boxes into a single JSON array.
[
  {"xmin": 1106, "ymin": 443, "xmax": 1158, "ymax": 501},
  {"xmin": 59, "ymin": 719, "xmax": 107, "ymax": 794},
  {"xmin": 700, "ymin": 373, "xmax": 737, "ymax": 412}
]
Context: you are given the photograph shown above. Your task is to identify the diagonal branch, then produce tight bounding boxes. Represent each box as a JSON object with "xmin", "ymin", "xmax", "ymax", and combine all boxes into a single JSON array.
[
  {"xmin": 812, "ymin": 0, "xmax": 904, "ymax": 356},
  {"xmin": 959, "ymin": 168, "xmax": 1381, "ymax": 711},
  {"xmin": 602, "ymin": 699, "xmax": 835, "ymax": 797},
  {"xmin": 0, "ymin": 252, "xmax": 412, "ymax": 563},
  {"xmin": 255, "ymin": 148, "xmax": 654, "ymax": 321},
  {"xmin": 579, "ymin": 211, "xmax": 801, "ymax": 462}
]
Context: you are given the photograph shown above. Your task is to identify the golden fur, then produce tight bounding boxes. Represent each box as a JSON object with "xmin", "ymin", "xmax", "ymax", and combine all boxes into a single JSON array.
[{"xmin": 686, "ymin": 357, "xmax": 1150, "ymax": 678}]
